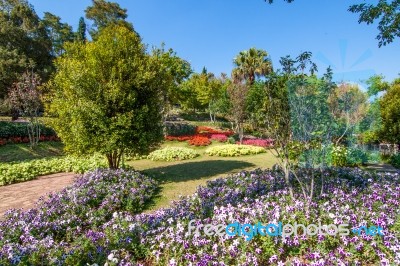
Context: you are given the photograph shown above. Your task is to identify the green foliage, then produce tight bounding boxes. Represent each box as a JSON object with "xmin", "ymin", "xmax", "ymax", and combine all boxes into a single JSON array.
[
  {"xmin": 76, "ymin": 17, "xmax": 86, "ymax": 42},
  {"xmin": 0, "ymin": 0, "xmax": 52, "ymax": 99},
  {"xmin": 330, "ymin": 145, "xmax": 368, "ymax": 167},
  {"xmin": 330, "ymin": 145, "xmax": 348, "ymax": 167},
  {"xmin": 390, "ymin": 154, "xmax": 400, "ymax": 169},
  {"xmin": 0, "ymin": 121, "xmax": 56, "ymax": 138},
  {"xmin": 147, "ymin": 147, "xmax": 199, "ymax": 161},
  {"xmin": 164, "ymin": 122, "xmax": 196, "ymax": 136},
  {"xmin": 84, "ymin": 0, "xmax": 133, "ymax": 39},
  {"xmin": 379, "ymin": 78, "xmax": 400, "ymax": 143},
  {"xmin": 348, "ymin": 1, "xmax": 400, "ymax": 47},
  {"xmin": 151, "ymin": 44, "xmax": 192, "ymax": 112},
  {"xmin": 0, "ymin": 155, "xmax": 107, "ymax": 186},
  {"xmin": 41, "ymin": 12, "xmax": 75, "ymax": 56},
  {"xmin": 205, "ymin": 144, "xmax": 266, "ymax": 157},
  {"xmin": 346, "ymin": 147, "xmax": 368, "ymax": 167},
  {"xmin": 232, "ymin": 47, "xmax": 273, "ymax": 85},
  {"xmin": 48, "ymin": 25, "xmax": 166, "ymax": 168}
]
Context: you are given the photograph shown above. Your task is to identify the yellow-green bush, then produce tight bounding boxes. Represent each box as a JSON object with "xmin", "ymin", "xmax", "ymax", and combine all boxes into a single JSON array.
[
  {"xmin": 147, "ymin": 147, "xmax": 199, "ymax": 161},
  {"xmin": 205, "ymin": 144, "xmax": 266, "ymax": 157}
]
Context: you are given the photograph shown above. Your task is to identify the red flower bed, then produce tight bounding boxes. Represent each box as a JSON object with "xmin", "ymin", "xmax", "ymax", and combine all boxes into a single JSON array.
[
  {"xmin": 210, "ymin": 134, "xmax": 228, "ymax": 143},
  {"xmin": 196, "ymin": 126, "xmax": 234, "ymax": 137},
  {"xmin": 0, "ymin": 135, "xmax": 60, "ymax": 146},
  {"xmin": 165, "ymin": 135, "xmax": 193, "ymax": 141},
  {"xmin": 237, "ymin": 138, "xmax": 274, "ymax": 148},
  {"xmin": 188, "ymin": 136, "xmax": 211, "ymax": 146}
]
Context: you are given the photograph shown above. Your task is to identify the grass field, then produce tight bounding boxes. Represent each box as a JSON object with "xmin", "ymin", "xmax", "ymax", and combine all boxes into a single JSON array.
[
  {"xmin": 0, "ymin": 141, "xmax": 64, "ymax": 162},
  {"xmin": 0, "ymin": 139, "xmax": 278, "ymax": 210},
  {"xmin": 128, "ymin": 141, "xmax": 278, "ymax": 210}
]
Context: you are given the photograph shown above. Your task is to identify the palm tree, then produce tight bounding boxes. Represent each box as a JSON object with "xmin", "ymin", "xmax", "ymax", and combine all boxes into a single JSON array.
[{"xmin": 232, "ymin": 48, "xmax": 273, "ymax": 84}]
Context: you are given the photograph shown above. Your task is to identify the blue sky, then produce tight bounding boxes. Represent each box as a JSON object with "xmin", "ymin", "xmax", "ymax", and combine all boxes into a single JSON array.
[{"xmin": 29, "ymin": 0, "xmax": 399, "ymax": 84}]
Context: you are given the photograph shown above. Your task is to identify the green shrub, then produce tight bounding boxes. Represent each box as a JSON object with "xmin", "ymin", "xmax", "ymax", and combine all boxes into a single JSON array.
[
  {"xmin": 0, "ymin": 155, "xmax": 107, "ymax": 186},
  {"xmin": 390, "ymin": 154, "xmax": 400, "ymax": 169},
  {"xmin": 164, "ymin": 122, "xmax": 197, "ymax": 136},
  {"xmin": 205, "ymin": 144, "xmax": 266, "ymax": 157},
  {"xmin": 346, "ymin": 147, "xmax": 368, "ymax": 166},
  {"xmin": 147, "ymin": 147, "xmax": 199, "ymax": 161},
  {"xmin": 331, "ymin": 146, "xmax": 348, "ymax": 166},
  {"xmin": 0, "ymin": 121, "xmax": 56, "ymax": 138},
  {"xmin": 331, "ymin": 145, "xmax": 368, "ymax": 167}
]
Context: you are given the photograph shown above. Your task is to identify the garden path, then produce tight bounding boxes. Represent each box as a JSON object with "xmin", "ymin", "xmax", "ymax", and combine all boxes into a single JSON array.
[
  {"xmin": 0, "ymin": 172, "xmax": 75, "ymax": 217},
  {"xmin": 364, "ymin": 163, "xmax": 399, "ymax": 173}
]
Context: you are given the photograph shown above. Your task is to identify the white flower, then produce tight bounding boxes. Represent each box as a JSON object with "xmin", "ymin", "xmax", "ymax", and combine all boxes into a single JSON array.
[
  {"xmin": 329, "ymin": 213, "xmax": 335, "ymax": 218},
  {"xmin": 112, "ymin": 212, "xmax": 118, "ymax": 219},
  {"xmin": 107, "ymin": 253, "xmax": 114, "ymax": 261}
]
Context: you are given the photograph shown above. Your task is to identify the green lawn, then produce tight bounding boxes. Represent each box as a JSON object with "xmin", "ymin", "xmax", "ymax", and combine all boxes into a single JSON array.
[
  {"xmin": 0, "ymin": 139, "xmax": 278, "ymax": 211},
  {"xmin": 0, "ymin": 141, "xmax": 64, "ymax": 163},
  {"xmin": 128, "ymin": 141, "xmax": 278, "ymax": 210}
]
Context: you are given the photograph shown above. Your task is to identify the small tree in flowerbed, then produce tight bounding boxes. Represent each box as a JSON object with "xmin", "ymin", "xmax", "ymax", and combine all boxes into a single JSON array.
[
  {"xmin": 48, "ymin": 25, "xmax": 168, "ymax": 168},
  {"xmin": 7, "ymin": 71, "xmax": 43, "ymax": 149}
]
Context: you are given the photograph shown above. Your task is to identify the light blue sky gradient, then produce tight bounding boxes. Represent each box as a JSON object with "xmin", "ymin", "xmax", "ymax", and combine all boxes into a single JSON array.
[{"xmin": 29, "ymin": 0, "xmax": 399, "ymax": 84}]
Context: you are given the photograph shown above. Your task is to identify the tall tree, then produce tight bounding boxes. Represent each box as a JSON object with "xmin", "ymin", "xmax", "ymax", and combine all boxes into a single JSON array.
[
  {"xmin": 48, "ymin": 25, "xmax": 166, "ymax": 168},
  {"xmin": 266, "ymin": 0, "xmax": 400, "ymax": 47},
  {"xmin": 232, "ymin": 47, "xmax": 273, "ymax": 85},
  {"xmin": 328, "ymin": 83, "xmax": 368, "ymax": 145},
  {"xmin": 76, "ymin": 17, "xmax": 86, "ymax": 42},
  {"xmin": 227, "ymin": 79, "xmax": 249, "ymax": 143},
  {"xmin": 0, "ymin": 0, "xmax": 52, "ymax": 99},
  {"xmin": 8, "ymin": 71, "xmax": 42, "ymax": 148},
  {"xmin": 379, "ymin": 77, "xmax": 400, "ymax": 144},
  {"xmin": 42, "ymin": 12, "xmax": 74, "ymax": 56},
  {"xmin": 85, "ymin": 0, "xmax": 134, "ymax": 39},
  {"xmin": 150, "ymin": 44, "xmax": 192, "ymax": 119}
]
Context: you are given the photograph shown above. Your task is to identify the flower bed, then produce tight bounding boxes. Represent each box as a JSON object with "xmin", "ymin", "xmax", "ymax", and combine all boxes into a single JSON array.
[
  {"xmin": 188, "ymin": 136, "xmax": 211, "ymax": 146},
  {"xmin": 196, "ymin": 126, "xmax": 234, "ymax": 137},
  {"xmin": 0, "ymin": 155, "xmax": 107, "ymax": 186},
  {"xmin": 206, "ymin": 144, "xmax": 266, "ymax": 156},
  {"xmin": 147, "ymin": 147, "xmax": 199, "ymax": 161},
  {"xmin": 239, "ymin": 138, "xmax": 274, "ymax": 148},
  {"xmin": 0, "ymin": 121, "xmax": 59, "ymax": 146},
  {"xmin": 0, "ymin": 169, "xmax": 158, "ymax": 265},
  {"xmin": 210, "ymin": 134, "xmax": 228, "ymax": 143},
  {"xmin": 1, "ymin": 168, "xmax": 398, "ymax": 265}
]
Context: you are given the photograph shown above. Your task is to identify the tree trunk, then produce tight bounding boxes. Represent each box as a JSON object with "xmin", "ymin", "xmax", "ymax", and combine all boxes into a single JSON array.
[{"xmin": 106, "ymin": 150, "xmax": 123, "ymax": 169}]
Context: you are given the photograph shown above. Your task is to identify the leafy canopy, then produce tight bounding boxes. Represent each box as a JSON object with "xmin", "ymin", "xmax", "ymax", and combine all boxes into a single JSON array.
[{"xmin": 48, "ymin": 25, "xmax": 165, "ymax": 168}]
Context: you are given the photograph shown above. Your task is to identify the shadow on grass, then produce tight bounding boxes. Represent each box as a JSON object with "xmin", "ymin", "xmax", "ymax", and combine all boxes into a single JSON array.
[
  {"xmin": 0, "ymin": 142, "xmax": 64, "ymax": 163},
  {"xmin": 142, "ymin": 160, "xmax": 255, "ymax": 184}
]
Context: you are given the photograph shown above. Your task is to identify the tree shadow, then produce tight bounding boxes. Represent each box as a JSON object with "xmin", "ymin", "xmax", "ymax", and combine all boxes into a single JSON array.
[{"xmin": 142, "ymin": 160, "xmax": 255, "ymax": 184}]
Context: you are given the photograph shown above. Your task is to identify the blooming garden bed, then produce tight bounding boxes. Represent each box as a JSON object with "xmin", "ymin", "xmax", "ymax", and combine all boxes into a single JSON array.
[{"xmin": 0, "ymin": 167, "xmax": 398, "ymax": 265}]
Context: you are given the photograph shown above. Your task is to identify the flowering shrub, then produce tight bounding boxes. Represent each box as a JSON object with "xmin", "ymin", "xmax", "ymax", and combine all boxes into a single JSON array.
[
  {"xmin": 331, "ymin": 145, "xmax": 348, "ymax": 166},
  {"xmin": 188, "ymin": 136, "xmax": 211, "ymax": 146},
  {"xmin": 206, "ymin": 144, "xmax": 266, "ymax": 156},
  {"xmin": 210, "ymin": 134, "xmax": 228, "ymax": 142},
  {"xmin": 0, "ymin": 155, "xmax": 107, "ymax": 186},
  {"xmin": 0, "ymin": 169, "xmax": 157, "ymax": 265},
  {"xmin": 147, "ymin": 147, "xmax": 199, "ymax": 161},
  {"xmin": 142, "ymin": 169, "xmax": 400, "ymax": 265},
  {"xmin": 240, "ymin": 138, "xmax": 274, "ymax": 148},
  {"xmin": 0, "ymin": 168, "xmax": 399, "ymax": 265}
]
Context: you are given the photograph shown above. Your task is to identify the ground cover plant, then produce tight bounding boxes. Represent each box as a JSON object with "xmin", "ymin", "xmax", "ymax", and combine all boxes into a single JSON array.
[
  {"xmin": 1, "ymin": 168, "xmax": 398, "ymax": 265},
  {"xmin": 206, "ymin": 144, "xmax": 266, "ymax": 157},
  {"xmin": 0, "ymin": 155, "xmax": 107, "ymax": 185},
  {"xmin": 240, "ymin": 138, "xmax": 274, "ymax": 148},
  {"xmin": 0, "ymin": 168, "xmax": 158, "ymax": 265},
  {"xmin": 147, "ymin": 147, "xmax": 199, "ymax": 161}
]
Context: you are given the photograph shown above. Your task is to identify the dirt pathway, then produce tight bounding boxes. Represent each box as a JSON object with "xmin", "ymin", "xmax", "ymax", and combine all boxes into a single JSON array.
[{"xmin": 0, "ymin": 172, "xmax": 75, "ymax": 216}]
